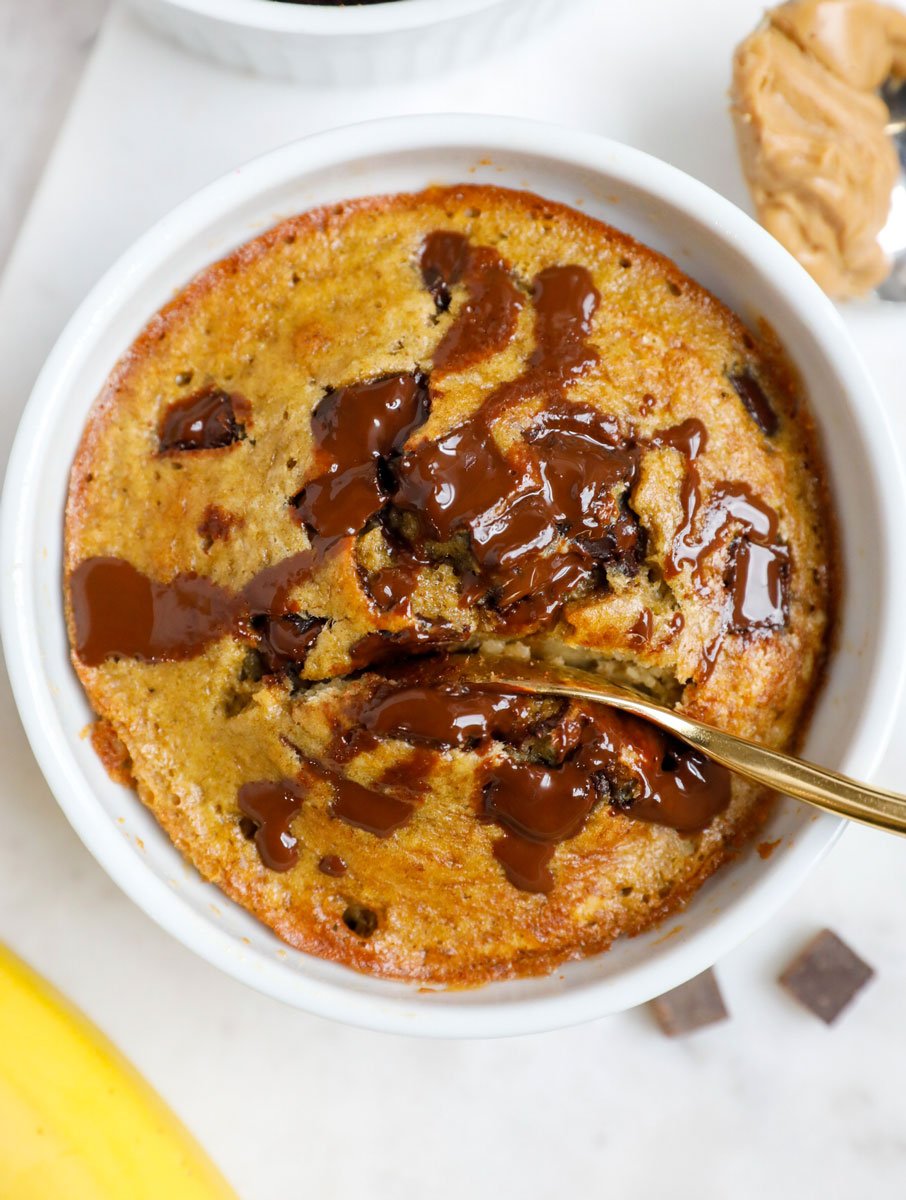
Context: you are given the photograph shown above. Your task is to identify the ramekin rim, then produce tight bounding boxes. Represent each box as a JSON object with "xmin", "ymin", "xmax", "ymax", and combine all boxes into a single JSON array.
[{"xmin": 3, "ymin": 113, "xmax": 903, "ymax": 1037}]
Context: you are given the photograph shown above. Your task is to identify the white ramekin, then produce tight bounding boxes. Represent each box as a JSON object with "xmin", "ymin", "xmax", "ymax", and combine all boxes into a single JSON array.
[
  {"xmin": 3, "ymin": 115, "xmax": 904, "ymax": 1038},
  {"xmin": 126, "ymin": 0, "xmax": 562, "ymax": 85}
]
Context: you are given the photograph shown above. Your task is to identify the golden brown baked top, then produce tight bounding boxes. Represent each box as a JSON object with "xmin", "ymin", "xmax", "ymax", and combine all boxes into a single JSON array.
[{"xmin": 65, "ymin": 185, "xmax": 834, "ymax": 984}]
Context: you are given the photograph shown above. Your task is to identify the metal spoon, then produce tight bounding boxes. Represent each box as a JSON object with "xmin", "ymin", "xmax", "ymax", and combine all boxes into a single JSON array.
[
  {"xmin": 877, "ymin": 78, "xmax": 906, "ymax": 301},
  {"xmin": 461, "ymin": 654, "xmax": 906, "ymax": 836}
]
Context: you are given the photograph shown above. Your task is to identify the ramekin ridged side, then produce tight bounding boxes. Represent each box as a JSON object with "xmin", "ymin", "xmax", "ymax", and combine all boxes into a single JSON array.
[{"xmin": 127, "ymin": 0, "xmax": 562, "ymax": 85}]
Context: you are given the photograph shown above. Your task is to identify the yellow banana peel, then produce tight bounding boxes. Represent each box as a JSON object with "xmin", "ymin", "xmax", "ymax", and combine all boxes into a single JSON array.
[{"xmin": 0, "ymin": 944, "xmax": 236, "ymax": 1199}]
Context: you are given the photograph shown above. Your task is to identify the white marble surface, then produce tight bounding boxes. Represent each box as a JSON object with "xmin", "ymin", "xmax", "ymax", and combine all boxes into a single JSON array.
[{"xmin": 2, "ymin": 1, "xmax": 906, "ymax": 1195}]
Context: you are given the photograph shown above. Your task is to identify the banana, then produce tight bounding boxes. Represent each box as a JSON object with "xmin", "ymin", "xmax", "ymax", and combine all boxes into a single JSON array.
[{"xmin": 0, "ymin": 944, "xmax": 236, "ymax": 1199}]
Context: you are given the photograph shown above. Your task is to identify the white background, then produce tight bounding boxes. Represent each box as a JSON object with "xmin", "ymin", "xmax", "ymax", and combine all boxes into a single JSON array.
[{"xmin": 2, "ymin": 1, "xmax": 906, "ymax": 1196}]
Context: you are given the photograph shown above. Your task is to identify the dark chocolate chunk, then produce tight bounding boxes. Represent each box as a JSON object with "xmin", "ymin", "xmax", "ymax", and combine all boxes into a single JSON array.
[
  {"xmin": 779, "ymin": 929, "xmax": 874, "ymax": 1024},
  {"xmin": 420, "ymin": 230, "xmax": 470, "ymax": 311},
  {"xmin": 343, "ymin": 904, "xmax": 378, "ymax": 937},
  {"xmin": 291, "ymin": 372, "xmax": 430, "ymax": 541},
  {"xmin": 318, "ymin": 854, "xmax": 347, "ymax": 877},
  {"xmin": 253, "ymin": 612, "xmax": 324, "ymax": 673},
  {"xmin": 347, "ymin": 623, "xmax": 464, "ymax": 670},
  {"xmin": 159, "ymin": 385, "xmax": 248, "ymax": 453},
  {"xmin": 650, "ymin": 968, "xmax": 729, "ymax": 1036},
  {"xmin": 729, "ymin": 368, "xmax": 778, "ymax": 436}
]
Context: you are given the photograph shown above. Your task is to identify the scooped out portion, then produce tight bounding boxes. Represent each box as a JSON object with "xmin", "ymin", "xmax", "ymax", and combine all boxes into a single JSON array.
[{"xmin": 65, "ymin": 185, "xmax": 835, "ymax": 985}]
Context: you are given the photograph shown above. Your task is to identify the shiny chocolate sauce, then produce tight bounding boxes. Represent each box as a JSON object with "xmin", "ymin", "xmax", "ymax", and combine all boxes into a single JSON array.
[
  {"xmin": 627, "ymin": 608, "xmax": 653, "ymax": 649},
  {"xmin": 420, "ymin": 232, "xmax": 523, "ymax": 372},
  {"xmin": 420, "ymin": 230, "xmax": 469, "ymax": 311},
  {"xmin": 158, "ymin": 386, "xmax": 249, "ymax": 453},
  {"xmin": 279, "ymin": 735, "xmax": 418, "ymax": 838},
  {"xmin": 651, "ymin": 418, "xmax": 790, "ymax": 675},
  {"xmin": 318, "ymin": 854, "xmax": 347, "ymax": 877},
  {"xmin": 377, "ymin": 747, "xmax": 437, "ymax": 798},
  {"xmin": 651, "ymin": 418, "xmax": 709, "ymax": 580},
  {"xmin": 387, "ymin": 251, "xmax": 643, "ymax": 632},
  {"xmin": 728, "ymin": 537, "xmax": 789, "ymax": 630},
  {"xmin": 366, "ymin": 558, "xmax": 423, "ymax": 614},
  {"xmin": 347, "ymin": 623, "xmax": 463, "ymax": 671},
  {"xmin": 238, "ymin": 549, "xmax": 319, "ymax": 619},
  {"xmin": 529, "ymin": 263, "xmax": 601, "ymax": 378},
  {"xmin": 237, "ymin": 778, "xmax": 307, "ymax": 871},
  {"xmin": 324, "ymin": 771, "xmax": 415, "ymax": 837},
  {"xmin": 684, "ymin": 481, "xmax": 789, "ymax": 674},
  {"xmin": 292, "ymin": 372, "xmax": 429, "ymax": 540},
  {"xmin": 359, "ymin": 679, "xmax": 540, "ymax": 749},
  {"xmin": 356, "ymin": 670, "xmax": 731, "ymax": 893},
  {"xmin": 70, "ymin": 549, "xmax": 321, "ymax": 670},
  {"xmin": 671, "ymin": 480, "xmax": 780, "ymax": 580},
  {"xmin": 254, "ymin": 613, "xmax": 324, "ymax": 674},
  {"xmin": 72, "ymin": 229, "xmax": 780, "ymax": 892},
  {"xmin": 70, "ymin": 557, "xmax": 234, "ymax": 666},
  {"xmin": 71, "ymin": 371, "xmax": 432, "ymax": 671}
]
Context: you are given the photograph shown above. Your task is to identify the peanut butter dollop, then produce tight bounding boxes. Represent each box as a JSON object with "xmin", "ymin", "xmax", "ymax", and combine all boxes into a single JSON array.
[{"xmin": 732, "ymin": 0, "xmax": 906, "ymax": 298}]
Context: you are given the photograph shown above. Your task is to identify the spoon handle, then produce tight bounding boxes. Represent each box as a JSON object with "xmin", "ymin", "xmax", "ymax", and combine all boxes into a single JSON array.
[
  {"xmin": 484, "ymin": 661, "xmax": 906, "ymax": 836},
  {"xmin": 640, "ymin": 699, "xmax": 906, "ymax": 835}
]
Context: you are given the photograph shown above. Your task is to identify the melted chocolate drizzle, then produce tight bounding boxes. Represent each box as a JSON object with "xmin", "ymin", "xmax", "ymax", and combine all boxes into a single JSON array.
[
  {"xmin": 292, "ymin": 372, "xmax": 430, "ymax": 540},
  {"xmin": 651, "ymin": 418, "xmax": 709, "ymax": 580},
  {"xmin": 72, "ymin": 230, "xmax": 789, "ymax": 892},
  {"xmin": 238, "ymin": 779, "xmax": 306, "ymax": 872},
  {"xmin": 388, "ymin": 257, "xmax": 642, "ymax": 632},
  {"xmin": 347, "ymin": 623, "xmax": 463, "ymax": 671},
  {"xmin": 420, "ymin": 230, "xmax": 469, "ymax": 311},
  {"xmin": 72, "ymin": 371, "xmax": 432, "ymax": 673},
  {"xmin": 359, "ymin": 678, "xmax": 540, "ymax": 749},
  {"xmin": 651, "ymin": 418, "xmax": 790, "ymax": 677},
  {"xmin": 253, "ymin": 613, "xmax": 325, "ymax": 673},
  {"xmin": 422, "ymin": 233, "xmax": 523, "ymax": 373},
  {"xmin": 627, "ymin": 608, "xmax": 653, "ymax": 649},
  {"xmin": 281, "ymin": 739, "xmax": 419, "ymax": 838},
  {"xmin": 326, "ymin": 772, "xmax": 415, "ymax": 837},
  {"xmin": 365, "ymin": 556, "xmax": 423, "ymax": 614},
  {"xmin": 377, "ymin": 747, "xmax": 437, "ymax": 798},
  {"xmin": 356, "ymin": 666, "xmax": 731, "ymax": 893},
  {"xmin": 728, "ymin": 537, "xmax": 789, "ymax": 631},
  {"xmin": 70, "ymin": 557, "xmax": 234, "ymax": 666}
]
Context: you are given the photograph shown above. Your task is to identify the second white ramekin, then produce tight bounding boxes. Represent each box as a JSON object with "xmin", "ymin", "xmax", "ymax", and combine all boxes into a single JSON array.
[{"xmin": 126, "ymin": 0, "xmax": 563, "ymax": 85}]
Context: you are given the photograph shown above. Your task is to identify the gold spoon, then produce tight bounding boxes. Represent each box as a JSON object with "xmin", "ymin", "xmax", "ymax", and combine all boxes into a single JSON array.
[{"xmin": 461, "ymin": 654, "xmax": 906, "ymax": 836}]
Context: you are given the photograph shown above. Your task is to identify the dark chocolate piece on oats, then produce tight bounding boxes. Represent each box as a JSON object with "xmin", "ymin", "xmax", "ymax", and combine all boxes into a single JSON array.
[
  {"xmin": 650, "ymin": 968, "xmax": 729, "ymax": 1036},
  {"xmin": 779, "ymin": 929, "xmax": 874, "ymax": 1024}
]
